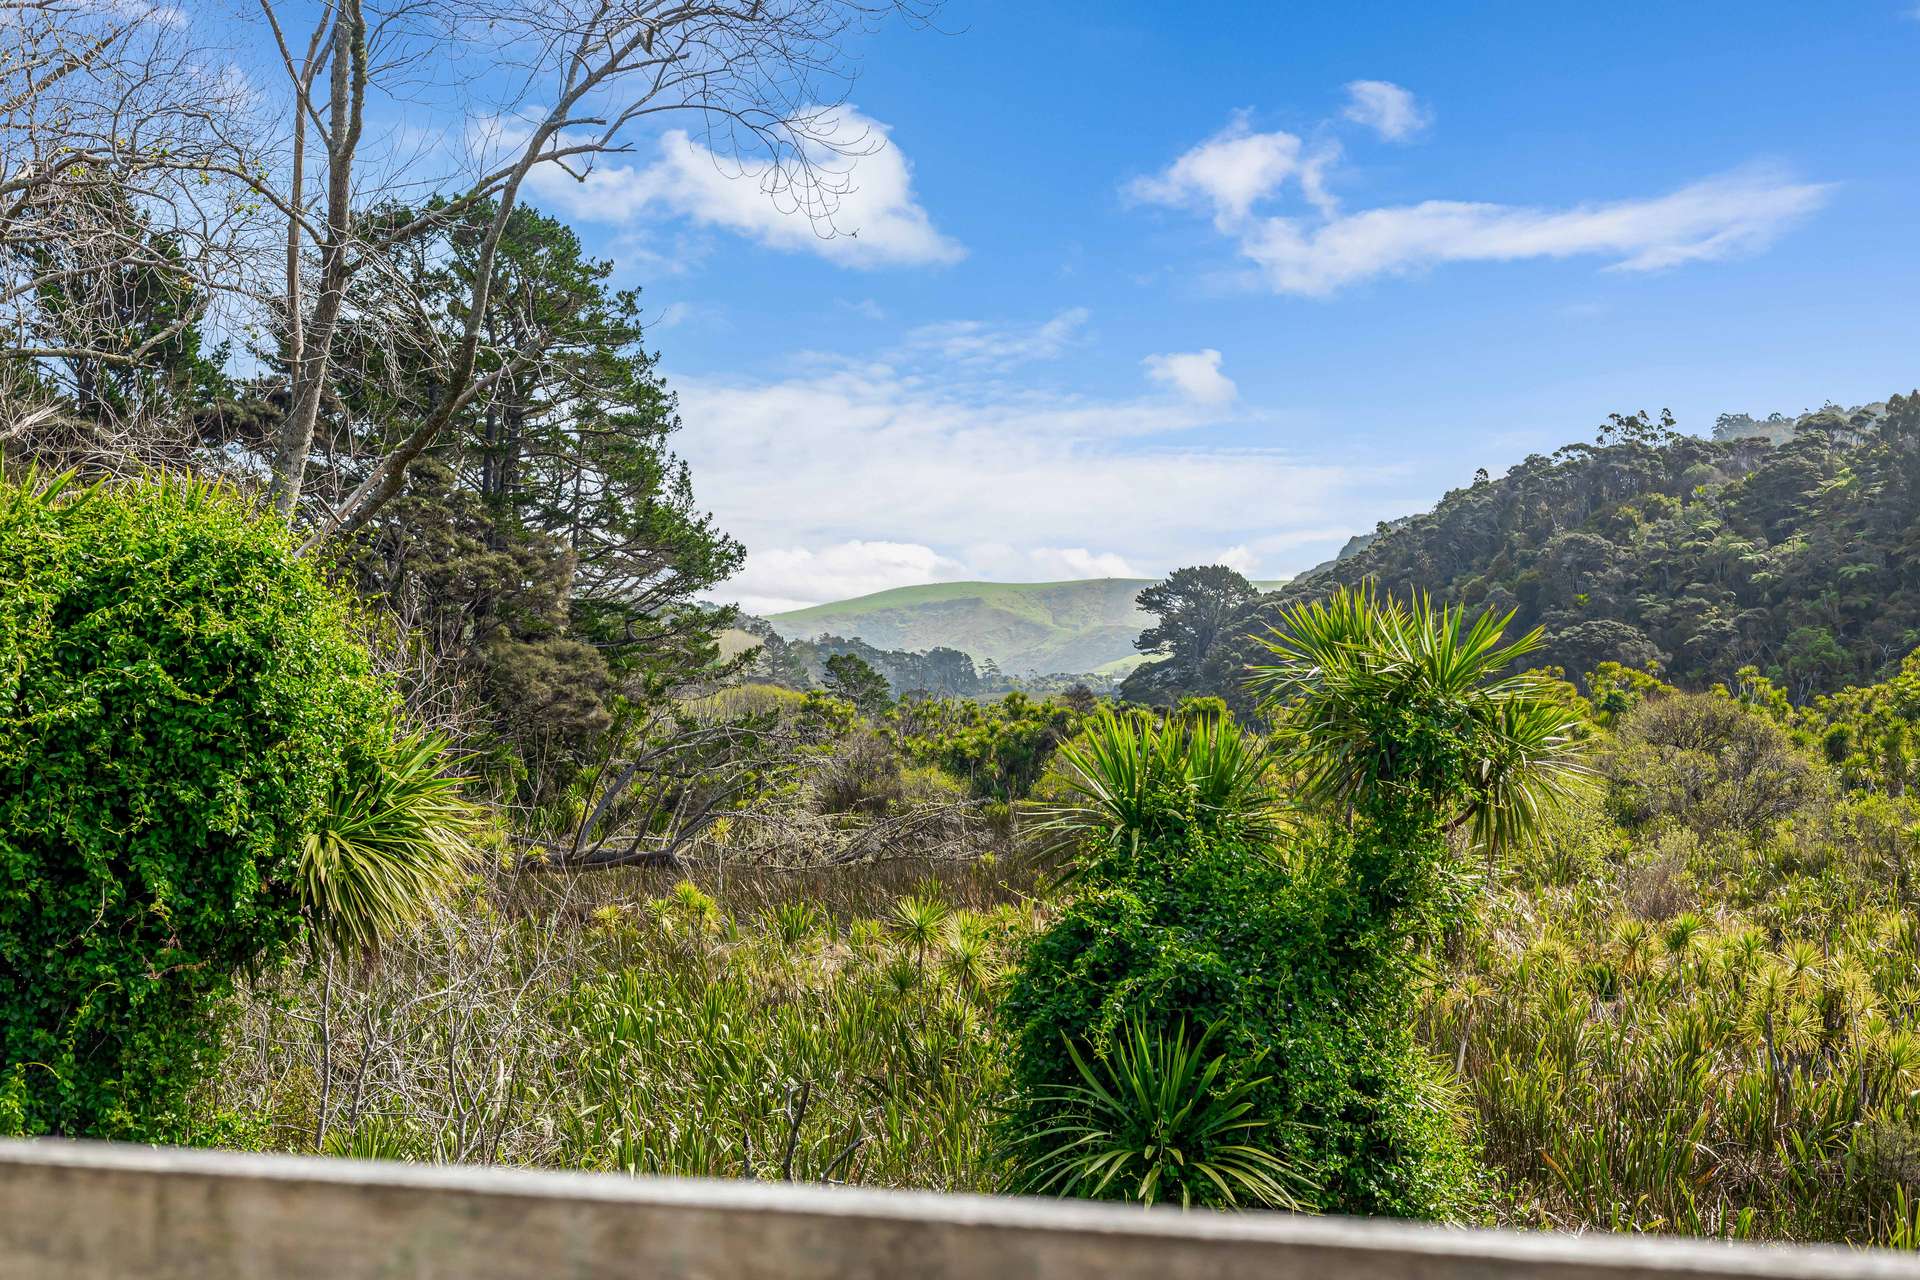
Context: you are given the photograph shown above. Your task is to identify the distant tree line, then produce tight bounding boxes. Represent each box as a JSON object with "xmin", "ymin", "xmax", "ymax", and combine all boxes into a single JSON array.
[{"xmin": 739, "ymin": 618, "xmax": 1115, "ymax": 701}]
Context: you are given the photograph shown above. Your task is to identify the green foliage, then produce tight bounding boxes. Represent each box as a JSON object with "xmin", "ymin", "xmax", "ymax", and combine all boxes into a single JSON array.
[
  {"xmin": 1042, "ymin": 709, "xmax": 1278, "ymax": 852},
  {"xmin": 1586, "ymin": 660, "xmax": 1675, "ymax": 726},
  {"xmin": 888, "ymin": 892, "xmax": 951, "ymax": 972},
  {"xmin": 1123, "ymin": 565, "xmax": 1260, "ymax": 705},
  {"xmin": 1005, "ymin": 1016, "xmax": 1306, "ymax": 1209},
  {"xmin": 999, "ymin": 708, "xmax": 1478, "ymax": 1218},
  {"xmin": 1430, "ymin": 781, "xmax": 1920, "ymax": 1244},
  {"xmin": 897, "ymin": 692, "xmax": 1080, "ymax": 801},
  {"xmin": 1251, "ymin": 584, "xmax": 1590, "ymax": 856},
  {"xmin": 3, "ymin": 177, "xmax": 231, "ymax": 436},
  {"xmin": 302, "ymin": 731, "xmax": 480, "ymax": 957},
  {"xmin": 1141, "ymin": 394, "xmax": 1920, "ymax": 708},
  {"xmin": 762, "ymin": 900, "xmax": 827, "ymax": 948},
  {"xmin": 556, "ymin": 899, "xmax": 1007, "ymax": 1184},
  {"xmin": 785, "ymin": 631, "xmax": 989, "ymax": 698},
  {"xmin": 209, "ymin": 868, "xmax": 1042, "ymax": 1187},
  {"xmin": 823, "ymin": 651, "xmax": 893, "ymax": 715},
  {"xmin": 1007, "ymin": 592, "xmax": 1588, "ymax": 1217},
  {"xmin": 1603, "ymin": 691, "xmax": 1825, "ymax": 838},
  {"xmin": 332, "ymin": 201, "xmax": 742, "ymax": 804},
  {"xmin": 0, "ymin": 470, "xmax": 393, "ymax": 1137},
  {"xmin": 1784, "ymin": 647, "xmax": 1920, "ymax": 796}
]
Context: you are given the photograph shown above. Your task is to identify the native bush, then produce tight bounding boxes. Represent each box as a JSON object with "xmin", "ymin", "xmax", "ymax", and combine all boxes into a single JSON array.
[
  {"xmin": 1604, "ymin": 691, "xmax": 1825, "ymax": 838},
  {"xmin": 1428, "ymin": 785, "xmax": 1920, "ymax": 1244},
  {"xmin": 899, "ymin": 692, "xmax": 1079, "ymax": 801},
  {"xmin": 1000, "ymin": 587, "xmax": 1586, "ymax": 1218},
  {"xmin": 0, "ymin": 471, "xmax": 399, "ymax": 1138},
  {"xmin": 998, "ymin": 711, "xmax": 1477, "ymax": 1215}
]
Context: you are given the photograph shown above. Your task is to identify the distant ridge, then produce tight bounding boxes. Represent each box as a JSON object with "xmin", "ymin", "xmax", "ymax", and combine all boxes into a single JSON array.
[{"xmin": 767, "ymin": 577, "xmax": 1286, "ymax": 676}]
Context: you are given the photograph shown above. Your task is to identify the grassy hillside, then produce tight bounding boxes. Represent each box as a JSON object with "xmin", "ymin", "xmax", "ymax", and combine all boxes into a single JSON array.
[{"xmin": 768, "ymin": 578, "xmax": 1283, "ymax": 675}]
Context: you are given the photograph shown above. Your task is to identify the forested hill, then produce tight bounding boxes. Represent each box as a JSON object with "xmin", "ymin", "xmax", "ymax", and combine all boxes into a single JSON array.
[{"xmin": 1125, "ymin": 395, "xmax": 1920, "ymax": 707}]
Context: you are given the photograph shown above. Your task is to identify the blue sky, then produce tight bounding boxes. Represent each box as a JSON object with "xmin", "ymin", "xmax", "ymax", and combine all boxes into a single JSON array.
[{"xmin": 505, "ymin": 2, "xmax": 1919, "ymax": 613}]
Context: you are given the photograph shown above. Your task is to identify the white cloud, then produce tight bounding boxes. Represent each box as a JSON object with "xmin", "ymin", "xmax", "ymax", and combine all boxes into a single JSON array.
[
  {"xmin": 1342, "ymin": 81, "xmax": 1431, "ymax": 141},
  {"xmin": 1240, "ymin": 168, "xmax": 1832, "ymax": 295},
  {"xmin": 1213, "ymin": 545, "xmax": 1257, "ymax": 574},
  {"xmin": 727, "ymin": 540, "xmax": 967, "ymax": 616},
  {"xmin": 1127, "ymin": 113, "xmax": 1308, "ymax": 222},
  {"xmin": 526, "ymin": 107, "xmax": 962, "ymax": 268},
  {"xmin": 1143, "ymin": 349, "xmax": 1237, "ymax": 406},
  {"xmin": 673, "ymin": 353, "xmax": 1396, "ymax": 613},
  {"xmin": 1134, "ymin": 110, "xmax": 1831, "ymax": 296},
  {"xmin": 905, "ymin": 308, "xmax": 1090, "ymax": 370},
  {"xmin": 1030, "ymin": 547, "xmax": 1139, "ymax": 579}
]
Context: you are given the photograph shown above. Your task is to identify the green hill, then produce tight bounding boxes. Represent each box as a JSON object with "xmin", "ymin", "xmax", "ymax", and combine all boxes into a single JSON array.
[{"xmin": 767, "ymin": 578, "xmax": 1284, "ymax": 675}]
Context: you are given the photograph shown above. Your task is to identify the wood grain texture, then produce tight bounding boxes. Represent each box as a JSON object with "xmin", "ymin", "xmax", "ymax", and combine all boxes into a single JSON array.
[{"xmin": 2, "ymin": 1139, "xmax": 1916, "ymax": 1280}]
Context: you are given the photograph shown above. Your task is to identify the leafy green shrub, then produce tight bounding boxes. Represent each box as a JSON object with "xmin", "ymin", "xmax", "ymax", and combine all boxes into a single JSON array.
[
  {"xmin": 1000, "ymin": 719, "xmax": 1474, "ymax": 1215},
  {"xmin": 1604, "ymin": 691, "xmax": 1825, "ymax": 838},
  {"xmin": 900, "ymin": 692, "xmax": 1078, "ymax": 801},
  {"xmin": 0, "ymin": 471, "xmax": 396, "ymax": 1137},
  {"xmin": 1002, "ymin": 588, "xmax": 1585, "ymax": 1218}
]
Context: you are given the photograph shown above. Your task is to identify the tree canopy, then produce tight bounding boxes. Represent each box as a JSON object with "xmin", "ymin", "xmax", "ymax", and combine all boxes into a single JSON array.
[{"xmin": 1129, "ymin": 397, "xmax": 1920, "ymax": 709}]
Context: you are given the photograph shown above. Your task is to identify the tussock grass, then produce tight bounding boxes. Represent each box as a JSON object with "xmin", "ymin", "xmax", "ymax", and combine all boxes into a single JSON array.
[
  {"xmin": 1425, "ymin": 794, "xmax": 1920, "ymax": 1246},
  {"xmin": 200, "ymin": 859, "xmax": 1049, "ymax": 1189}
]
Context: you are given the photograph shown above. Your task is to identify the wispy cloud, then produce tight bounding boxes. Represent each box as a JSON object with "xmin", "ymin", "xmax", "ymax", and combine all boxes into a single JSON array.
[
  {"xmin": 1341, "ymin": 80, "xmax": 1431, "ymax": 141},
  {"xmin": 1240, "ymin": 168, "xmax": 1832, "ymax": 295},
  {"xmin": 904, "ymin": 307, "xmax": 1091, "ymax": 370},
  {"xmin": 1132, "ymin": 105, "xmax": 1832, "ymax": 296}
]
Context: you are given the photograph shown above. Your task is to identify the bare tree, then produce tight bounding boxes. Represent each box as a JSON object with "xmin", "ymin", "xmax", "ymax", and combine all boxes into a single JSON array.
[
  {"xmin": 240, "ymin": 0, "xmax": 933, "ymax": 544},
  {"xmin": 3, "ymin": 0, "xmax": 932, "ymax": 515},
  {"xmin": 0, "ymin": 0, "xmax": 263, "ymax": 468}
]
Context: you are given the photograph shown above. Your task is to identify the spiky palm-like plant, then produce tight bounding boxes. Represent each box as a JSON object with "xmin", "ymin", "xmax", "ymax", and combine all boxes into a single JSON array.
[
  {"xmin": 1006, "ymin": 1017, "xmax": 1308, "ymax": 1210},
  {"xmin": 301, "ymin": 730, "xmax": 478, "ymax": 956},
  {"xmin": 938, "ymin": 922, "xmax": 996, "ymax": 994},
  {"xmin": 889, "ymin": 893, "xmax": 951, "ymax": 975},
  {"xmin": 1045, "ymin": 710, "xmax": 1281, "ymax": 854},
  {"xmin": 1247, "ymin": 583, "xmax": 1588, "ymax": 854}
]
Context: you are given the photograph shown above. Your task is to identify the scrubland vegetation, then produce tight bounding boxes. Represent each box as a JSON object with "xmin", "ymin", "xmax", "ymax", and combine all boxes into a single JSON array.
[
  {"xmin": 178, "ymin": 643, "xmax": 1920, "ymax": 1247},
  {"xmin": 204, "ymin": 860, "xmax": 1039, "ymax": 1185},
  {"xmin": 5, "ymin": 0, "xmax": 1920, "ymax": 1244},
  {"xmin": 11, "ymin": 445, "xmax": 1920, "ymax": 1248},
  {"xmin": 1434, "ymin": 676, "xmax": 1920, "ymax": 1245}
]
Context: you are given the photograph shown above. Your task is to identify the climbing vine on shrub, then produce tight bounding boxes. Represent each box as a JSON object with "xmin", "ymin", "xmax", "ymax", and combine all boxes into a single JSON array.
[
  {"xmin": 999, "ymin": 587, "xmax": 1587, "ymax": 1217},
  {"xmin": 0, "ymin": 472, "xmax": 393, "ymax": 1138}
]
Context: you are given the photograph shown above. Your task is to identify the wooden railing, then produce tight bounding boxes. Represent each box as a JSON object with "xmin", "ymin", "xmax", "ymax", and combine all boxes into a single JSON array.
[{"xmin": 2, "ymin": 1139, "xmax": 1917, "ymax": 1279}]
